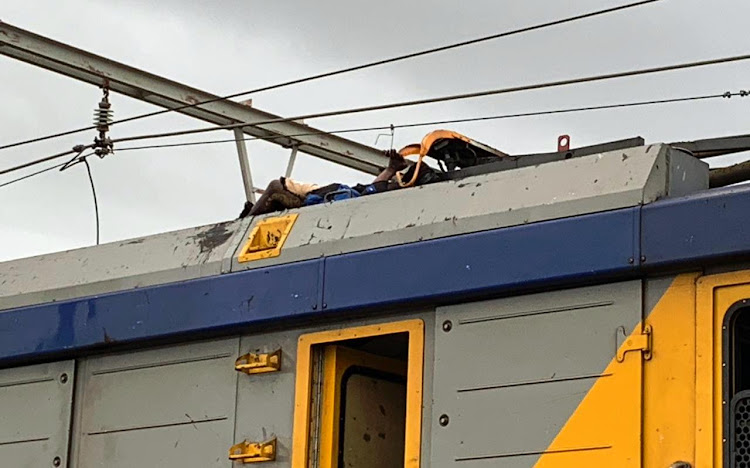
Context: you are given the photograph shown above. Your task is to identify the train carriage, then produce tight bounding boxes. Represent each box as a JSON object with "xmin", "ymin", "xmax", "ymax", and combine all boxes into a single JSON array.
[{"xmin": 1, "ymin": 134, "xmax": 750, "ymax": 468}]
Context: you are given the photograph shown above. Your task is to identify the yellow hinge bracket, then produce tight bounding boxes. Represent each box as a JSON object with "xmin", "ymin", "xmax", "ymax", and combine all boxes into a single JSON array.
[
  {"xmin": 229, "ymin": 438, "xmax": 276, "ymax": 463},
  {"xmin": 235, "ymin": 349, "xmax": 282, "ymax": 375},
  {"xmin": 616, "ymin": 324, "xmax": 652, "ymax": 363}
]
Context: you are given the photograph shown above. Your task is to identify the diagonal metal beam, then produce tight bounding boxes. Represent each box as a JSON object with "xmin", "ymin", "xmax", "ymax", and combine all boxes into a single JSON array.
[{"xmin": 0, "ymin": 21, "xmax": 388, "ymax": 174}]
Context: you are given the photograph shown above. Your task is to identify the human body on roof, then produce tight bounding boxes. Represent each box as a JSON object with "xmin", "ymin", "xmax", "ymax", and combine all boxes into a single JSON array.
[{"xmin": 239, "ymin": 149, "xmax": 436, "ymax": 218}]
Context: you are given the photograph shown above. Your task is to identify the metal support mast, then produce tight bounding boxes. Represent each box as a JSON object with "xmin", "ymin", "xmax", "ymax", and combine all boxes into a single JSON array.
[{"xmin": 0, "ymin": 21, "xmax": 389, "ymax": 175}]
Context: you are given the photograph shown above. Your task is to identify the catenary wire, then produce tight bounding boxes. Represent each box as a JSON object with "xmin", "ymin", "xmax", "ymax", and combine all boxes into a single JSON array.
[
  {"xmin": 0, "ymin": 0, "xmax": 666, "ymax": 152},
  {"xmin": 1, "ymin": 89, "xmax": 746, "ymax": 179},
  {"xmin": 106, "ymin": 53, "xmax": 750, "ymax": 146},
  {"xmin": 114, "ymin": 91, "xmax": 740, "ymax": 152}
]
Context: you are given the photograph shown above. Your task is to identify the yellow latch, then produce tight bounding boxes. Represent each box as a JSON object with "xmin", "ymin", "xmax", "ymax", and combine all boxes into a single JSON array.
[
  {"xmin": 229, "ymin": 438, "xmax": 276, "ymax": 463},
  {"xmin": 616, "ymin": 324, "xmax": 652, "ymax": 363},
  {"xmin": 238, "ymin": 214, "xmax": 298, "ymax": 263},
  {"xmin": 235, "ymin": 349, "xmax": 282, "ymax": 375}
]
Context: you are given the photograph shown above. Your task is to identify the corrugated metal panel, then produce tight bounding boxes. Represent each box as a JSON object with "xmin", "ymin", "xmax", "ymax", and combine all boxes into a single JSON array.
[
  {"xmin": 0, "ymin": 360, "xmax": 74, "ymax": 468},
  {"xmin": 73, "ymin": 339, "xmax": 239, "ymax": 468},
  {"xmin": 431, "ymin": 282, "xmax": 642, "ymax": 466}
]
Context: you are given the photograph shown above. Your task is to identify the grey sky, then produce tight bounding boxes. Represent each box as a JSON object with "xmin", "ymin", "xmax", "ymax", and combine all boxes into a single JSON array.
[{"xmin": 1, "ymin": 0, "xmax": 749, "ymax": 261}]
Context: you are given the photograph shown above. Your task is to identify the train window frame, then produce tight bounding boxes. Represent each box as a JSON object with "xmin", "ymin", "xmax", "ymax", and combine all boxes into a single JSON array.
[{"xmin": 290, "ymin": 319, "xmax": 424, "ymax": 468}]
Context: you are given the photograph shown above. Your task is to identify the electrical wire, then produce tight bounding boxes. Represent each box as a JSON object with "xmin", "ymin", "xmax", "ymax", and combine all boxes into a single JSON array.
[
  {"xmin": 0, "ymin": 0, "xmax": 666, "ymax": 152},
  {"xmin": 0, "ymin": 90, "xmax": 748, "ymax": 179},
  {"xmin": 114, "ymin": 91, "xmax": 740, "ymax": 152},
  {"xmin": 0, "ymin": 162, "xmax": 66, "ymax": 189},
  {"xmin": 82, "ymin": 157, "xmax": 100, "ymax": 245},
  {"xmin": 0, "ymin": 145, "xmax": 91, "ymax": 177},
  {"xmin": 107, "ymin": 53, "xmax": 750, "ymax": 146},
  {"xmin": 2, "ymin": 88, "xmax": 748, "ymax": 183}
]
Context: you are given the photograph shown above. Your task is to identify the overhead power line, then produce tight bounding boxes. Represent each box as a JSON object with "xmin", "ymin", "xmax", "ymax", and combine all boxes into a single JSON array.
[
  {"xmin": 0, "ymin": 0, "xmax": 665, "ymax": 152},
  {"xmin": 108, "ymin": 53, "xmax": 750, "ymax": 145},
  {"xmin": 0, "ymin": 145, "xmax": 92, "ymax": 177},
  {"xmin": 2, "ymin": 89, "xmax": 747, "ymax": 185},
  {"xmin": 0, "ymin": 162, "xmax": 65, "ymax": 189},
  {"xmin": 114, "ymin": 91, "xmax": 740, "ymax": 152}
]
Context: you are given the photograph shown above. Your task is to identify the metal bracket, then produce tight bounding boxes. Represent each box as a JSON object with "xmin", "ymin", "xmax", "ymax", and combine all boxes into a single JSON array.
[
  {"xmin": 235, "ymin": 349, "xmax": 282, "ymax": 375},
  {"xmin": 237, "ymin": 213, "xmax": 298, "ymax": 263},
  {"xmin": 557, "ymin": 134, "xmax": 571, "ymax": 152},
  {"xmin": 616, "ymin": 324, "xmax": 652, "ymax": 363},
  {"xmin": 229, "ymin": 438, "xmax": 277, "ymax": 463}
]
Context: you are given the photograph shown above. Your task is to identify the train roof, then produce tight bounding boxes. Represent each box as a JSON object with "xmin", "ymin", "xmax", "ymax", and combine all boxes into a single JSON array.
[{"xmin": 1, "ymin": 136, "xmax": 750, "ymax": 364}]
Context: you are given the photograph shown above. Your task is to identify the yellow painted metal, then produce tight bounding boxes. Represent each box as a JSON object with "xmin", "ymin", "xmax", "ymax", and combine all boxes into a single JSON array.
[
  {"xmin": 291, "ymin": 319, "xmax": 424, "ymax": 468},
  {"xmin": 318, "ymin": 346, "xmax": 407, "ymax": 468},
  {"xmin": 643, "ymin": 273, "xmax": 699, "ymax": 468},
  {"xmin": 695, "ymin": 270, "xmax": 750, "ymax": 468},
  {"xmin": 229, "ymin": 438, "xmax": 277, "ymax": 463},
  {"xmin": 616, "ymin": 324, "xmax": 652, "ymax": 363},
  {"xmin": 235, "ymin": 349, "xmax": 282, "ymax": 375},
  {"xmin": 534, "ymin": 323, "xmax": 645, "ymax": 466},
  {"xmin": 237, "ymin": 213, "xmax": 298, "ymax": 263}
]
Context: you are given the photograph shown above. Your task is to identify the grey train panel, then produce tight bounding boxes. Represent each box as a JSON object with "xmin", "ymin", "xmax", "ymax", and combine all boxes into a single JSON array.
[
  {"xmin": 232, "ymin": 145, "xmax": 708, "ymax": 272},
  {"xmin": 0, "ymin": 360, "xmax": 74, "ymax": 468},
  {"xmin": 0, "ymin": 221, "xmax": 246, "ymax": 311},
  {"xmin": 231, "ymin": 312, "xmax": 436, "ymax": 468},
  {"xmin": 0, "ymin": 144, "xmax": 708, "ymax": 314},
  {"xmin": 431, "ymin": 281, "xmax": 641, "ymax": 467},
  {"xmin": 234, "ymin": 331, "xmax": 300, "ymax": 468},
  {"xmin": 73, "ymin": 338, "xmax": 239, "ymax": 468}
]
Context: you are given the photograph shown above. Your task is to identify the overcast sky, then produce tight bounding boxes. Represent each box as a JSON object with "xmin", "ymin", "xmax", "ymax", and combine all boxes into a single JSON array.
[{"xmin": 1, "ymin": 0, "xmax": 750, "ymax": 262}]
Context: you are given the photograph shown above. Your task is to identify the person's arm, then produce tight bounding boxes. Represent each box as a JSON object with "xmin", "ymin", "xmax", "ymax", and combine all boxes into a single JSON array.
[{"xmin": 372, "ymin": 149, "xmax": 407, "ymax": 183}]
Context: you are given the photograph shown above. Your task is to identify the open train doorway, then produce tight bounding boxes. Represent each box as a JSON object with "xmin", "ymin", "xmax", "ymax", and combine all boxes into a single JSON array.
[{"xmin": 291, "ymin": 320, "xmax": 424, "ymax": 468}]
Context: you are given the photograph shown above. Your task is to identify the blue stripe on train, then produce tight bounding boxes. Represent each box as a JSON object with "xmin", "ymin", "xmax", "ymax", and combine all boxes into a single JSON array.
[{"xmin": 1, "ymin": 184, "xmax": 750, "ymax": 363}]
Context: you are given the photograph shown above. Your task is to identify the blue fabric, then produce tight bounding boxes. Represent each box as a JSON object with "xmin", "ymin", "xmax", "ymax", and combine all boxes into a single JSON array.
[{"xmin": 303, "ymin": 185, "xmax": 360, "ymax": 206}]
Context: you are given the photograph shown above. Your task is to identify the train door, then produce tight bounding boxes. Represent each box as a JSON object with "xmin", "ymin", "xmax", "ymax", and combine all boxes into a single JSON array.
[
  {"xmin": 696, "ymin": 271, "xmax": 750, "ymax": 468},
  {"xmin": 291, "ymin": 320, "xmax": 424, "ymax": 468}
]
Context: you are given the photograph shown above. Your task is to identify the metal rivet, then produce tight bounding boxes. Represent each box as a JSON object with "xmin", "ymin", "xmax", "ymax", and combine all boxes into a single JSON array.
[
  {"xmin": 439, "ymin": 414, "xmax": 450, "ymax": 426},
  {"xmin": 628, "ymin": 257, "xmax": 634, "ymax": 264},
  {"xmin": 322, "ymin": 303, "xmax": 327, "ymax": 309},
  {"xmin": 59, "ymin": 373, "xmax": 68, "ymax": 384},
  {"xmin": 640, "ymin": 255, "xmax": 647, "ymax": 263},
  {"xmin": 312, "ymin": 304, "xmax": 318, "ymax": 310},
  {"xmin": 53, "ymin": 457, "xmax": 61, "ymax": 467},
  {"xmin": 442, "ymin": 320, "xmax": 453, "ymax": 332}
]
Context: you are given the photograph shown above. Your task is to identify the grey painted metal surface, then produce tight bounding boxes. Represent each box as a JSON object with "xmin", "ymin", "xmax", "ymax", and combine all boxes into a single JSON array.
[
  {"xmin": 234, "ymin": 128, "xmax": 256, "ymax": 203},
  {"xmin": 231, "ymin": 311, "xmax": 435, "ymax": 468},
  {"xmin": 431, "ymin": 281, "xmax": 641, "ymax": 467},
  {"xmin": 232, "ymin": 144, "xmax": 708, "ymax": 271},
  {"xmin": 0, "ymin": 360, "xmax": 74, "ymax": 468},
  {"xmin": 0, "ymin": 143, "xmax": 709, "ymax": 313},
  {"xmin": 0, "ymin": 221, "xmax": 246, "ymax": 311},
  {"xmin": 234, "ymin": 330, "xmax": 299, "ymax": 468},
  {"xmin": 0, "ymin": 21, "xmax": 389, "ymax": 175},
  {"xmin": 71, "ymin": 338, "xmax": 240, "ymax": 468}
]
